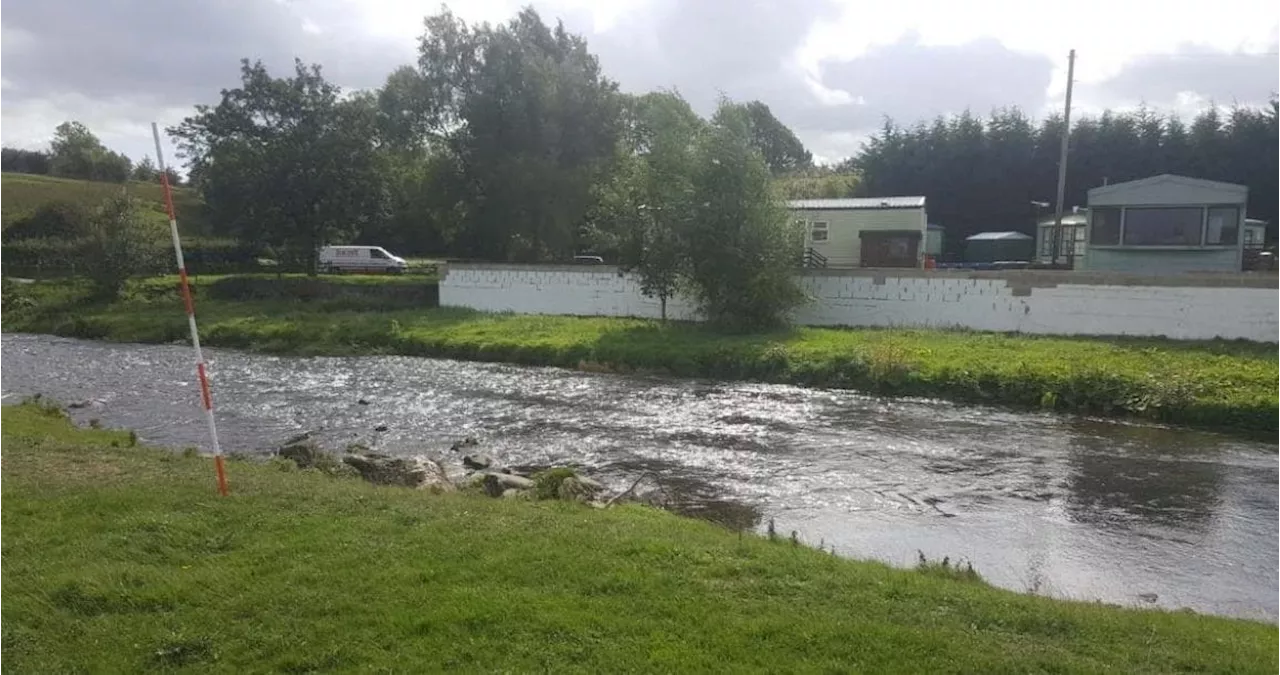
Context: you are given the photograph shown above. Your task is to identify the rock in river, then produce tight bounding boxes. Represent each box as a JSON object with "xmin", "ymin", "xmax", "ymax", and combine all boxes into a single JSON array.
[
  {"xmin": 491, "ymin": 473, "xmax": 534, "ymax": 490},
  {"xmin": 278, "ymin": 437, "xmax": 325, "ymax": 469},
  {"xmin": 342, "ymin": 454, "xmax": 451, "ymax": 490},
  {"xmin": 462, "ymin": 453, "xmax": 494, "ymax": 470},
  {"xmin": 450, "ymin": 437, "xmax": 480, "ymax": 452},
  {"xmin": 557, "ymin": 476, "xmax": 603, "ymax": 502}
]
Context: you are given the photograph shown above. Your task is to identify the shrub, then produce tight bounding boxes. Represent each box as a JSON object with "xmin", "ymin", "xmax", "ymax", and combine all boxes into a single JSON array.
[
  {"xmin": 532, "ymin": 467, "xmax": 579, "ymax": 500},
  {"xmin": 683, "ymin": 102, "xmax": 806, "ymax": 329},
  {"xmin": 81, "ymin": 196, "xmax": 166, "ymax": 298},
  {"xmin": 1, "ymin": 281, "xmax": 38, "ymax": 312},
  {"xmin": 1, "ymin": 200, "xmax": 92, "ymax": 243},
  {"xmin": 179, "ymin": 239, "xmax": 263, "ymax": 275}
]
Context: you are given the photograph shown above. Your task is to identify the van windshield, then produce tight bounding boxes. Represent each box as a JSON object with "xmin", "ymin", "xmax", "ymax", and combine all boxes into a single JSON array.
[{"xmin": 369, "ymin": 248, "xmax": 389, "ymax": 259}]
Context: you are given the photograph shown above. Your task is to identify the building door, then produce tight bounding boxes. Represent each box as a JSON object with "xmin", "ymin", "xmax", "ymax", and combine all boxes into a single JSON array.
[{"xmin": 859, "ymin": 231, "xmax": 920, "ymax": 268}]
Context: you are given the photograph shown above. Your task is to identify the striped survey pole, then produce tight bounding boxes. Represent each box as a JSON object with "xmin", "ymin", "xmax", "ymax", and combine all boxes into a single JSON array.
[{"xmin": 151, "ymin": 122, "xmax": 228, "ymax": 496}]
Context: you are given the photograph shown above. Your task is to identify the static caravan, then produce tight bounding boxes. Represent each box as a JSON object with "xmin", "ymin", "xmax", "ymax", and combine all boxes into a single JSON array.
[
  {"xmin": 788, "ymin": 197, "xmax": 928, "ymax": 268},
  {"xmin": 1083, "ymin": 174, "xmax": 1248, "ymax": 274}
]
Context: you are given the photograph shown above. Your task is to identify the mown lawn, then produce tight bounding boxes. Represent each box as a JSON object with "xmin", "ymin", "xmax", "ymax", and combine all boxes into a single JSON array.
[
  {"xmin": 2, "ymin": 276, "xmax": 1276, "ymax": 437},
  {"xmin": 1, "ymin": 402, "xmax": 1274, "ymax": 673}
]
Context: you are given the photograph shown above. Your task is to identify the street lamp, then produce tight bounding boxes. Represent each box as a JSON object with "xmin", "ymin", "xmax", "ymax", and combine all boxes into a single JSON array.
[{"xmin": 1031, "ymin": 202, "xmax": 1050, "ymax": 263}]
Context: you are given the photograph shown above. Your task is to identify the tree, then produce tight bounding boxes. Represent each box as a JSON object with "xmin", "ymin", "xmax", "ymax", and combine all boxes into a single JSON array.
[
  {"xmin": 622, "ymin": 91, "xmax": 704, "ymax": 319},
  {"xmin": 415, "ymin": 7, "xmax": 623, "ymax": 261},
  {"xmin": 132, "ymin": 156, "xmax": 158, "ymax": 182},
  {"xmin": 684, "ymin": 100, "xmax": 805, "ymax": 328},
  {"xmin": 1, "ymin": 147, "xmax": 52, "ymax": 175},
  {"xmin": 82, "ymin": 196, "xmax": 164, "ymax": 298},
  {"xmin": 774, "ymin": 167, "xmax": 859, "ymax": 199},
  {"xmin": 170, "ymin": 59, "xmax": 388, "ymax": 272},
  {"xmin": 376, "ymin": 65, "xmax": 438, "ymax": 152},
  {"xmin": 714, "ymin": 101, "xmax": 813, "ymax": 174},
  {"xmin": 49, "ymin": 121, "xmax": 132, "ymax": 182}
]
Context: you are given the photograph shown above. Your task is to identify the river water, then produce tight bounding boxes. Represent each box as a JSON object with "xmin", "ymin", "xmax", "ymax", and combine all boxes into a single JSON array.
[{"xmin": 3, "ymin": 333, "xmax": 1276, "ymax": 621}]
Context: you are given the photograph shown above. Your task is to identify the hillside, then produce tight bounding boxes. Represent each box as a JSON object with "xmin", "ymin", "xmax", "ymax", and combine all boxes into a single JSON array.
[{"xmin": 1, "ymin": 172, "xmax": 211, "ymax": 234}]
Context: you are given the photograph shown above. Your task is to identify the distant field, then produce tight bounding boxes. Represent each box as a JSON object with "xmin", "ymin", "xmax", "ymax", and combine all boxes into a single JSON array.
[{"xmin": 1, "ymin": 172, "xmax": 212, "ymax": 235}]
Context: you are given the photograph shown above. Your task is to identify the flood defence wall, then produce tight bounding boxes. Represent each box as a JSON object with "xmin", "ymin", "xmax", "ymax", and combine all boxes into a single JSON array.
[{"xmin": 439, "ymin": 264, "xmax": 1279, "ymax": 343}]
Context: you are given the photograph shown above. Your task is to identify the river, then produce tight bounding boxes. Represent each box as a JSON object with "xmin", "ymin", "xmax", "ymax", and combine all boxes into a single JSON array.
[{"xmin": 3, "ymin": 333, "xmax": 1276, "ymax": 621}]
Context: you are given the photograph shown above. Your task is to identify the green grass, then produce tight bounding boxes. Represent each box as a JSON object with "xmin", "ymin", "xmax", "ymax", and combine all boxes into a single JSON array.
[
  {"xmin": 3, "ymin": 276, "xmax": 1276, "ymax": 437},
  {"xmin": 1, "ymin": 172, "xmax": 212, "ymax": 235},
  {"xmin": 2, "ymin": 402, "xmax": 1274, "ymax": 673}
]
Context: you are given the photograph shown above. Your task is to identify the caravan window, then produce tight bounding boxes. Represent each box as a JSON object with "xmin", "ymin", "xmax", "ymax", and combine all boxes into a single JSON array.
[
  {"xmin": 810, "ymin": 221, "xmax": 829, "ymax": 243},
  {"xmin": 1205, "ymin": 207, "xmax": 1239, "ymax": 245},
  {"xmin": 1123, "ymin": 208, "xmax": 1202, "ymax": 246},
  {"xmin": 1090, "ymin": 208, "xmax": 1121, "ymax": 245}
]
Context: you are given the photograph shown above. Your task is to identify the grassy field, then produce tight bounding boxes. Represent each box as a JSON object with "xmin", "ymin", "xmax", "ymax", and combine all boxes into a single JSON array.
[
  {"xmin": 2, "ymin": 401, "xmax": 1274, "ymax": 673},
  {"xmin": 1, "ymin": 172, "xmax": 212, "ymax": 234},
  {"xmin": 3, "ymin": 276, "xmax": 1275, "ymax": 438}
]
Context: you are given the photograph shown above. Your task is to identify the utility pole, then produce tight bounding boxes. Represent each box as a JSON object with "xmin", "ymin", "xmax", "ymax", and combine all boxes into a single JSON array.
[{"xmin": 1051, "ymin": 49, "xmax": 1076, "ymax": 267}]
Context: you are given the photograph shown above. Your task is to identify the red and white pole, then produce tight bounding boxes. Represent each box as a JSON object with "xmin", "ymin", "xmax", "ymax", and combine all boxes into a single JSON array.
[{"xmin": 151, "ymin": 122, "xmax": 228, "ymax": 496}]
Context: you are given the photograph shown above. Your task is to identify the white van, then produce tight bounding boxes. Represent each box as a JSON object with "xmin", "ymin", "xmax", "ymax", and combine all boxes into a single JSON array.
[{"xmin": 318, "ymin": 245, "xmax": 407, "ymax": 274}]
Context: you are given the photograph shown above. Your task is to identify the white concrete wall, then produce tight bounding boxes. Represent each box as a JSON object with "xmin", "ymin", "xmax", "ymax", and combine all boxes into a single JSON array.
[
  {"xmin": 439, "ymin": 265, "xmax": 698, "ymax": 321},
  {"xmin": 440, "ymin": 264, "xmax": 1280, "ymax": 343}
]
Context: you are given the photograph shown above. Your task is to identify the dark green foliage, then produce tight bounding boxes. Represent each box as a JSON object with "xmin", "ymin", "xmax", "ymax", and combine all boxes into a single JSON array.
[
  {"xmin": 80, "ymin": 197, "xmax": 166, "ymax": 298},
  {"xmin": 684, "ymin": 101, "xmax": 806, "ymax": 328},
  {"xmin": 717, "ymin": 100, "xmax": 813, "ymax": 174},
  {"xmin": 49, "ymin": 121, "xmax": 131, "ymax": 183},
  {"xmin": 604, "ymin": 91, "xmax": 705, "ymax": 318},
  {"xmin": 1, "ymin": 284, "xmax": 38, "ymax": 312},
  {"xmin": 1, "ymin": 200, "xmax": 93, "ymax": 243},
  {"xmin": 1, "ymin": 147, "xmax": 52, "ymax": 175},
  {"xmin": 130, "ymin": 156, "xmax": 158, "ymax": 183},
  {"xmin": 532, "ymin": 467, "xmax": 579, "ymax": 500},
  {"xmin": 415, "ymin": 7, "xmax": 624, "ymax": 262},
  {"xmin": 170, "ymin": 59, "xmax": 388, "ymax": 272}
]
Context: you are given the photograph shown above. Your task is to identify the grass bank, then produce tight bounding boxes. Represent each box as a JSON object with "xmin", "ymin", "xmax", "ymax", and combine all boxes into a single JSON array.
[
  {"xmin": 1, "ymin": 172, "xmax": 211, "ymax": 234},
  {"xmin": 3, "ymin": 276, "xmax": 1276, "ymax": 438},
  {"xmin": 2, "ymin": 402, "xmax": 1274, "ymax": 673}
]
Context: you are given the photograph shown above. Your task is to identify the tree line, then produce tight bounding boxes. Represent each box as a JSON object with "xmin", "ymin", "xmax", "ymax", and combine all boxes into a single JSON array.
[
  {"xmin": 845, "ymin": 101, "xmax": 1278, "ymax": 255},
  {"xmin": 2, "ymin": 122, "xmax": 182, "ymax": 186}
]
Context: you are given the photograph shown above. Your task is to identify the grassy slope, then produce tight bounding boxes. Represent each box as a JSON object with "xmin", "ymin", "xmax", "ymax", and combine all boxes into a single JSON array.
[
  {"xmin": 3, "ymin": 276, "xmax": 1276, "ymax": 438},
  {"xmin": 2, "ymin": 402, "xmax": 1274, "ymax": 673},
  {"xmin": 1, "ymin": 172, "xmax": 211, "ymax": 234}
]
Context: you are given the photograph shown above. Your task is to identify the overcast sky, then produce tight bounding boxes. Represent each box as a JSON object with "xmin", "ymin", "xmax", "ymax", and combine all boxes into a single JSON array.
[{"xmin": 2, "ymin": 0, "xmax": 1277, "ymax": 168}]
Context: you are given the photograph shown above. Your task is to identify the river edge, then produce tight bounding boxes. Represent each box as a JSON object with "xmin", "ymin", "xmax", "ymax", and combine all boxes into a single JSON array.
[
  {"xmin": 2, "ymin": 400, "xmax": 1275, "ymax": 673},
  {"xmin": 2, "ymin": 275, "xmax": 1277, "ymax": 440}
]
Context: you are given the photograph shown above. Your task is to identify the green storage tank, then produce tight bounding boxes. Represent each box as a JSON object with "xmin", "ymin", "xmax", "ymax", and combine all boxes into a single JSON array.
[{"xmin": 964, "ymin": 231, "xmax": 1035, "ymax": 264}]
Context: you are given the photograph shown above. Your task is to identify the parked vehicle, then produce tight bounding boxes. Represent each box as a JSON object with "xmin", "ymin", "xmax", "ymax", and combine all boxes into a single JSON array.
[
  {"xmin": 318, "ymin": 246, "xmax": 407, "ymax": 274},
  {"xmin": 573, "ymin": 255, "xmax": 605, "ymax": 265}
]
